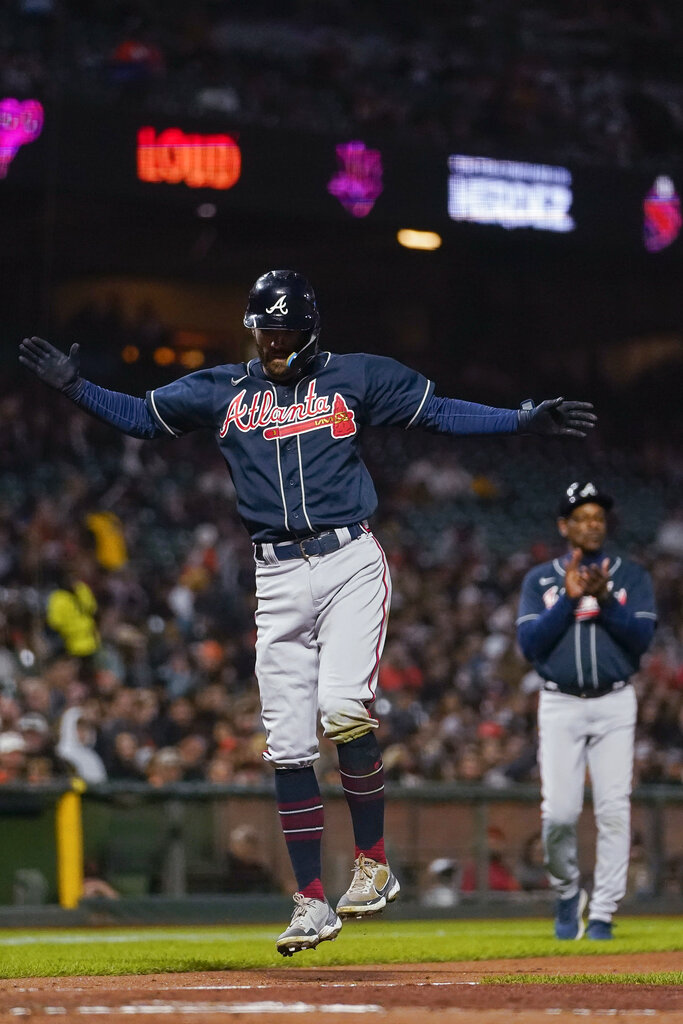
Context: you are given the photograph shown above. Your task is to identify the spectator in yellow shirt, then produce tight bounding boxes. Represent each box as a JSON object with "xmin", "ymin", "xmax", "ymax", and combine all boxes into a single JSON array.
[{"xmin": 46, "ymin": 571, "xmax": 100, "ymax": 658}]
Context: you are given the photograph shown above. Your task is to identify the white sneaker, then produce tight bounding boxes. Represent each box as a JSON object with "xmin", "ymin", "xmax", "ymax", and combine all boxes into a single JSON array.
[
  {"xmin": 336, "ymin": 853, "xmax": 401, "ymax": 918},
  {"xmin": 276, "ymin": 893, "xmax": 342, "ymax": 957}
]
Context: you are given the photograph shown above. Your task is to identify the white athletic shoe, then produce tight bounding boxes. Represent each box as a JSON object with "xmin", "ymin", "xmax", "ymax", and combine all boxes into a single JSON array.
[
  {"xmin": 336, "ymin": 853, "xmax": 401, "ymax": 918},
  {"xmin": 276, "ymin": 893, "xmax": 342, "ymax": 957}
]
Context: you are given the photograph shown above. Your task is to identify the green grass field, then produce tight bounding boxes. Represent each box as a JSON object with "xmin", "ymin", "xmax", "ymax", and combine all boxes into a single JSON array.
[
  {"xmin": 485, "ymin": 971, "xmax": 681, "ymax": 985},
  {"xmin": 0, "ymin": 917, "xmax": 681, "ymax": 979}
]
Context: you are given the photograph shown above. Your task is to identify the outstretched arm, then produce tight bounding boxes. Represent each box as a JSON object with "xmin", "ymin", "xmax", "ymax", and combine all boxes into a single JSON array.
[
  {"xmin": 420, "ymin": 395, "xmax": 596, "ymax": 438},
  {"xmin": 19, "ymin": 336, "xmax": 163, "ymax": 440}
]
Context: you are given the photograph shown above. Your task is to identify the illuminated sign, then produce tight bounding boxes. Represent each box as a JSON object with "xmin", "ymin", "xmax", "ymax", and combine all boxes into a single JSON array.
[
  {"xmin": 0, "ymin": 98, "xmax": 43, "ymax": 179},
  {"xmin": 328, "ymin": 141, "xmax": 383, "ymax": 217},
  {"xmin": 448, "ymin": 155, "xmax": 574, "ymax": 232},
  {"xmin": 643, "ymin": 175, "xmax": 681, "ymax": 253},
  {"xmin": 137, "ymin": 127, "xmax": 241, "ymax": 189}
]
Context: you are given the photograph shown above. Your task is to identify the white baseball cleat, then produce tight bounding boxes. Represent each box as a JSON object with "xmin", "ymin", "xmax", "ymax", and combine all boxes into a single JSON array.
[
  {"xmin": 336, "ymin": 853, "xmax": 401, "ymax": 918},
  {"xmin": 276, "ymin": 893, "xmax": 342, "ymax": 957}
]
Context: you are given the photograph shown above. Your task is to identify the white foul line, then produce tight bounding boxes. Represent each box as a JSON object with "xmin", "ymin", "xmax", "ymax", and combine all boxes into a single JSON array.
[{"xmin": 6, "ymin": 1002, "xmax": 383, "ymax": 1016}]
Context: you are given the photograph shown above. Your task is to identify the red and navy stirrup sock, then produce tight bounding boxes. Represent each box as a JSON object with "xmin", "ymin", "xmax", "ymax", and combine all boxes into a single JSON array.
[
  {"xmin": 275, "ymin": 765, "xmax": 325, "ymax": 901},
  {"xmin": 337, "ymin": 731, "xmax": 387, "ymax": 864}
]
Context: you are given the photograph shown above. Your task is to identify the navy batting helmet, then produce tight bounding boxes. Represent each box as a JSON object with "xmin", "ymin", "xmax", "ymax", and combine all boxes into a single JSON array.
[
  {"xmin": 244, "ymin": 269, "xmax": 320, "ymax": 371},
  {"xmin": 559, "ymin": 481, "xmax": 614, "ymax": 518}
]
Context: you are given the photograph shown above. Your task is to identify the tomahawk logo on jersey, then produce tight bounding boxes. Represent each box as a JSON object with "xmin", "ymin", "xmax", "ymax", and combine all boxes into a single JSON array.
[{"xmin": 145, "ymin": 351, "xmax": 433, "ymax": 543}]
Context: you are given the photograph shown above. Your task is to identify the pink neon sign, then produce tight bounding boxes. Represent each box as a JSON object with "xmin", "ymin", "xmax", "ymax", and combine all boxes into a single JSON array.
[
  {"xmin": 643, "ymin": 175, "xmax": 681, "ymax": 253},
  {"xmin": 327, "ymin": 141, "xmax": 383, "ymax": 217},
  {"xmin": 0, "ymin": 98, "xmax": 44, "ymax": 179}
]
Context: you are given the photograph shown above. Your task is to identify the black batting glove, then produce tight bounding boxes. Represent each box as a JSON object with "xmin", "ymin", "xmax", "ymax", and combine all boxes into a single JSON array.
[
  {"xmin": 517, "ymin": 397, "xmax": 597, "ymax": 438},
  {"xmin": 19, "ymin": 337, "xmax": 83, "ymax": 397}
]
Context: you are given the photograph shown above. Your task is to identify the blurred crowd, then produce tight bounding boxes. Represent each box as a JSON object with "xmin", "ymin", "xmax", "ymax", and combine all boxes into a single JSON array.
[
  {"xmin": 2, "ymin": 0, "xmax": 683, "ymax": 168},
  {"xmin": 1, "ymin": 330, "xmax": 682, "ymax": 799}
]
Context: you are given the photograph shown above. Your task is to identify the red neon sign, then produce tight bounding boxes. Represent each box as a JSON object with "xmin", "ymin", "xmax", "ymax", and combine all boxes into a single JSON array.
[{"xmin": 137, "ymin": 127, "xmax": 241, "ymax": 190}]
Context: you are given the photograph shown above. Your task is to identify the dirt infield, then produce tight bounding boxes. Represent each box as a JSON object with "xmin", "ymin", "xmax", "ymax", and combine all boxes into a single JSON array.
[{"xmin": 0, "ymin": 953, "xmax": 680, "ymax": 1023}]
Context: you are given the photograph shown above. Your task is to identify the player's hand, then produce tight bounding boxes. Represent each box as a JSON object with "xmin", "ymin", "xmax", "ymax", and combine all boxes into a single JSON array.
[
  {"xmin": 580, "ymin": 557, "xmax": 610, "ymax": 602},
  {"xmin": 518, "ymin": 398, "xmax": 597, "ymax": 438},
  {"xmin": 19, "ymin": 336, "xmax": 80, "ymax": 391},
  {"xmin": 564, "ymin": 548, "xmax": 587, "ymax": 600}
]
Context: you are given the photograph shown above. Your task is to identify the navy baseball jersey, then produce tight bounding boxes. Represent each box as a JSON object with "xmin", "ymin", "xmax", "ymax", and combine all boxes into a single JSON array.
[
  {"xmin": 146, "ymin": 351, "xmax": 434, "ymax": 542},
  {"xmin": 516, "ymin": 553, "xmax": 657, "ymax": 692}
]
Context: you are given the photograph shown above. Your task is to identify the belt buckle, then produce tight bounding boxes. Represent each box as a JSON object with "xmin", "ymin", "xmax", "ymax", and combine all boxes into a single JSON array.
[
  {"xmin": 299, "ymin": 537, "xmax": 322, "ymax": 559},
  {"xmin": 298, "ymin": 539, "xmax": 311, "ymax": 560}
]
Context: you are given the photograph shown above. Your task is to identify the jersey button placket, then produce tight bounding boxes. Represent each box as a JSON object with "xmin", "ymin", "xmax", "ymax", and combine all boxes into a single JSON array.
[{"xmin": 277, "ymin": 392, "xmax": 304, "ymax": 520}]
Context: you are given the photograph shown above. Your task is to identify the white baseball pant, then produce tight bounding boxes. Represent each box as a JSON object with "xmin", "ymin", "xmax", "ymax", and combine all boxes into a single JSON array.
[
  {"xmin": 254, "ymin": 529, "xmax": 391, "ymax": 767},
  {"xmin": 538, "ymin": 685, "xmax": 637, "ymax": 922}
]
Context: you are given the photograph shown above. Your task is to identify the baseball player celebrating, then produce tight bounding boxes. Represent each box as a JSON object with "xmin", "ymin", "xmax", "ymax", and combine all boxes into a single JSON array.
[
  {"xmin": 517, "ymin": 482, "xmax": 656, "ymax": 940},
  {"xmin": 20, "ymin": 270, "xmax": 596, "ymax": 955}
]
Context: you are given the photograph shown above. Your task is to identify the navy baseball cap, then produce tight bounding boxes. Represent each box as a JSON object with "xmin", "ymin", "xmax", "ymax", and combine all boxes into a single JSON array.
[{"xmin": 559, "ymin": 481, "xmax": 614, "ymax": 518}]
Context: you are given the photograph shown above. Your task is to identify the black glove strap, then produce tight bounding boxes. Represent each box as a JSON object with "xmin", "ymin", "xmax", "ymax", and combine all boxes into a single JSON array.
[{"xmin": 63, "ymin": 377, "xmax": 85, "ymax": 401}]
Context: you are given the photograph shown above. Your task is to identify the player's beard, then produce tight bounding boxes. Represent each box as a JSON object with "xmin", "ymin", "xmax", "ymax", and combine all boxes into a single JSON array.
[{"xmin": 264, "ymin": 356, "xmax": 297, "ymax": 381}]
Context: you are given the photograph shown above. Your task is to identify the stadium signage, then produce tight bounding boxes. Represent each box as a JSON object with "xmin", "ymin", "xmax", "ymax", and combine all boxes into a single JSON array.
[
  {"xmin": 643, "ymin": 175, "xmax": 681, "ymax": 252},
  {"xmin": 448, "ymin": 155, "xmax": 574, "ymax": 232},
  {"xmin": 137, "ymin": 127, "xmax": 241, "ymax": 190},
  {"xmin": 327, "ymin": 141, "xmax": 383, "ymax": 217},
  {"xmin": 0, "ymin": 98, "xmax": 43, "ymax": 179}
]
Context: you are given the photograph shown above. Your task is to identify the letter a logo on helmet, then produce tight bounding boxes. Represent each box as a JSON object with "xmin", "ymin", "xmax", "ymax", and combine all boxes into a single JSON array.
[{"xmin": 265, "ymin": 295, "xmax": 289, "ymax": 315}]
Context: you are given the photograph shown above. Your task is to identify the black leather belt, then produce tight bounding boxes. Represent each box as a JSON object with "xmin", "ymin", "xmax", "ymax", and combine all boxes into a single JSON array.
[
  {"xmin": 543, "ymin": 680, "xmax": 629, "ymax": 699},
  {"xmin": 255, "ymin": 522, "xmax": 366, "ymax": 562}
]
